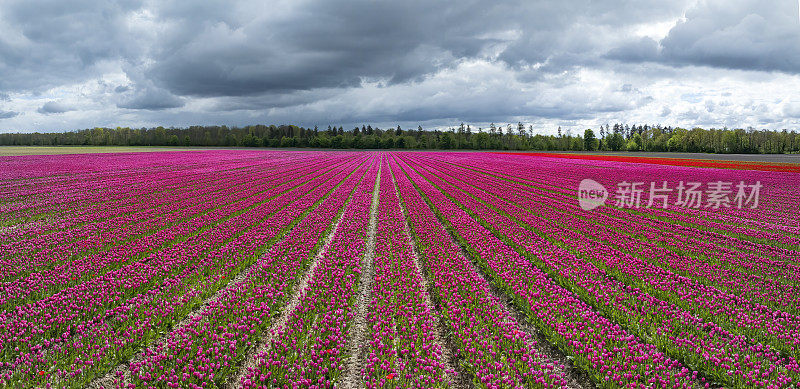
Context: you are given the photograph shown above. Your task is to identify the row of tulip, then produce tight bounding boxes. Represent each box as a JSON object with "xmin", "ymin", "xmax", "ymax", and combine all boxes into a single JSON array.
[
  {"xmin": 451, "ymin": 153, "xmax": 797, "ymax": 259},
  {"xmin": 1, "ymin": 157, "xmax": 363, "ymax": 387},
  {"xmin": 422, "ymin": 156, "xmax": 800, "ymax": 318},
  {"xmin": 469, "ymin": 154, "xmax": 800, "ymax": 251},
  {"xmin": 359, "ymin": 159, "xmax": 448, "ymax": 388},
  {"xmin": 394, "ymin": 156, "xmax": 699, "ymax": 388},
  {"xmin": 402, "ymin": 155, "xmax": 796, "ymax": 387},
  {"xmin": 1, "ymin": 157, "xmax": 345, "ymax": 307},
  {"xmin": 241, "ymin": 157, "xmax": 381, "ymax": 388},
  {"xmin": 446, "ymin": 156, "xmax": 800, "ymax": 287},
  {"xmin": 1, "ymin": 172, "xmax": 204, "ymax": 267},
  {"xmin": 492, "ymin": 158, "xmax": 800, "ymax": 282},
  {"xmin": 1, "ymin": 169, "xmax": 198, "ymax": 241},
  {"xmin": 0, "ymin": 157, "xmax": 348, "ymax": 312},
  {"xmin": 1, "ymin": 154, "xmax": 335, "ymax": 264},
  {"xmin": 1, "ymin": 160, "xmax": 282, "ymax": 266},
  {"xmin": 0, "ymin": 152, "xmax": 267, "ymax": 235},
  {"xmin": 419, "ymin": 155, "xmax": 800, "ymax": 364},
  {"xmin": 126, "ymin": 157, "xmax": 373, "ymax": 388},
  {"xmin": 446, "ymin": 153, "xmax": 797, "ymax": 264},
  {"xmin": 390, "ymin": 157, "xmax": 570, "ymax": 388},
  {"xmin": 0, "ymin": 151, "xmax": 320, "ymax": 259}
]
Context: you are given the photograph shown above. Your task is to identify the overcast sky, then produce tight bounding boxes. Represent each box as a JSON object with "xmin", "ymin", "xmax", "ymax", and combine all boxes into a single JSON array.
[{"xmin": 1, "ymin": 0, "xmax": 799, "ymax": 134}]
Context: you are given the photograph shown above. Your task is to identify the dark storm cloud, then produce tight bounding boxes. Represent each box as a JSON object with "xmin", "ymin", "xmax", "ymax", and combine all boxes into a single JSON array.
[
  {"xmin": 0, "ymin": 0, "xmax": 143, "ymax": 92},
  {"xmin": 140, "ymin": 0, "xmax": 698, "ymax": 98},
  {"xmin": 0, "ymin": 0, "xmax": 799, "ymax": 130},
  {"xmin": 117, "ymin": 87, "xmax": 185, "ymax": 110},
  {"xmin": 209, "ymin": 90, "xmax": 340, "ymax": 111},
  {"xmin": 143, "ymin": 1, "xmax": 504, "ymax": 97}
]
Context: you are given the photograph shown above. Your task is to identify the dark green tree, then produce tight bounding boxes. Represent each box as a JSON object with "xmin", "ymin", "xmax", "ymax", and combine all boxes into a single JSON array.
[{"xmin": 584, "ymin": 129, "xmax": 597, "ymax": 151}]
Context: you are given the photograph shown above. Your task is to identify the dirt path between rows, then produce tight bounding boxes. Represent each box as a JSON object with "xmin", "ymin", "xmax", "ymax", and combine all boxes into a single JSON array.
[{"xmin": 340, "ymin": 165, "xmax": 382, "ymax": 389}]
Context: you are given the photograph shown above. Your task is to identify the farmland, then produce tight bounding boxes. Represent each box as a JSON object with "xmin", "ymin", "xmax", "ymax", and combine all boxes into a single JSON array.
[{"xmin": 1, "ymin": 150, "xmax": 799, "ymax": 388}]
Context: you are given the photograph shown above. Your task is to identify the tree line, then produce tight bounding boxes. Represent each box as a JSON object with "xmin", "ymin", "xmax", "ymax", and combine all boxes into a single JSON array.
[{"xmin": 1, "ymin": 123, "xmax": 798, "ymax": 154}]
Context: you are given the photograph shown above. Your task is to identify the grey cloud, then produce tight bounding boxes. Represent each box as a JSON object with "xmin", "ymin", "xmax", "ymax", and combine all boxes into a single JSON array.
[
  {"xmin": 661, "ymin": 0, "xmax": 800, "ymax": 73},
  {"xmin": 704, "ymin": 100, "xmax": 715, "ymax": 113},
  {"xmin": 117, "ymin": 86, "xmax": 185, "ymax": 110},
  {"xmin": 0, "ymin": 110, "xmax": 19, "ymax": 119},
  {"xmin": 142, "ymin": 0, "xmax": 691, "ymax": 99},
  {"xmin": 607, "ymin": 0, "xmax": 800, "ymax": 74},
  {"xmin": 0, "ymin": 0, "xmax": 143, "ymax": 92},
  {"xmin": 116, "ymin": 66, "xmax": 185, "ymax": 110},
  {"xmin": 498, "ymin": 1, "xmax": 692, "ymax": 68},
  {"xmin": 783, "ymin": 102, "xmax": 800, "ymax": 118},
  {"xmin": 143, "ymin": 0, "xmax": 506, "ymax": 97},
  {"xmin": 37, "ymin": 101, "xmax": 73, "ymax": 114},
  {"xmin": 606, "ymin": 37, "xmax": 659, "ymax": 62},
  {"xmin": 209, "ymin": 89, "xmax": 340, "ymax": 112},
  {"xmin": 678, "ymin": 109, "xmax": 703, "ymax": 122}
]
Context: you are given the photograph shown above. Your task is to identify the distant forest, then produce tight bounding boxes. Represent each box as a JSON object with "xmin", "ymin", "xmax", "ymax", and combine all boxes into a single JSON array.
[{"xmin": 1, "ymin": 123, "xmax": 799, "ymax": 154}]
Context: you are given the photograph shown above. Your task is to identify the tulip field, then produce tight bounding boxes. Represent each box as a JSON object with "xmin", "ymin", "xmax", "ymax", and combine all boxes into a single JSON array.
[{"xmin": 1, "ymin": 150, "xmax": 799, "ymax": 389}]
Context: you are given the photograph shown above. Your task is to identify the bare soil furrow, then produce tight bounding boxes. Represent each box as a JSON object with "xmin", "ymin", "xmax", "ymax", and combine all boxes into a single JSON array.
[{"xmin": 340, "ymin": 166, "xmax": 382, "ymax": 389}]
